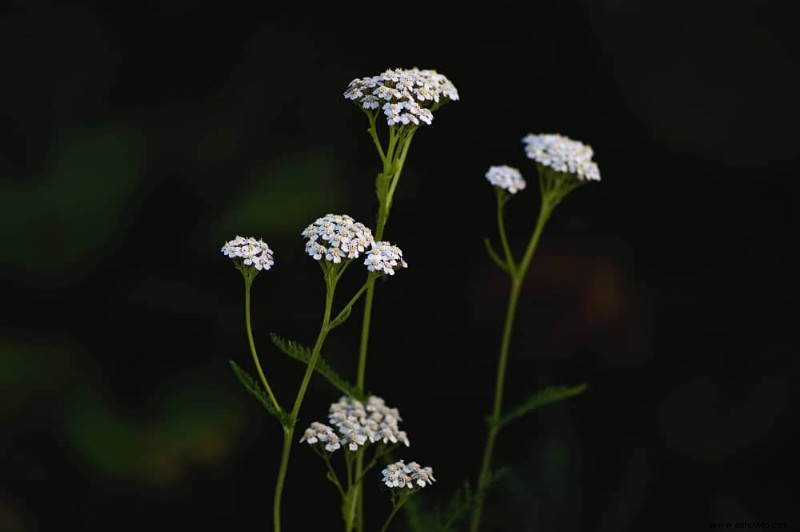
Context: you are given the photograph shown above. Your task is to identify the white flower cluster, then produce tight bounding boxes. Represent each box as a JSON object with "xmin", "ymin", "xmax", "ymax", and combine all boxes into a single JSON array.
[
  {"xmin": 364, "ymin": 241, "xmax": 408, "ymax": 276},
  {"xmin": 221, "ymin": 235, "xmax": 275, "ymax": 271},
  {"xmin": 300, "ymin": 395, "xmax": 410, "ymax": 452},
  {"xmin": 299, "ymin": 421, "xmax": 341, "ymax": 452},
  {"xmin": 522, "ymin": 133, "xmax": 601, "ymax": 182},
  {"xmin": 485, "ymin": 165, "xmax": 526, "ymax": 194},
  {"xmin": 343, "ymin": 67, "xmax": 459, "ymax": 126},
  {"xmin": 381, "ymin": 460, "xmax": 436, "ymax": 489},
  {"xmin": 301, "ymin": 214, "xmax": 374, "ymax": 264}
]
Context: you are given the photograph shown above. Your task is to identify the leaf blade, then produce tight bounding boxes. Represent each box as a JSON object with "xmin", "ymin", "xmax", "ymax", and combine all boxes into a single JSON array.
[
  {"xmin": 495, "ymin": 383, "xmax": 588, "ymax": 429},
  {"xmin": 269, "ymin": 333, "xmax": 366, "ymax": 401},
  {"xmin": 228, "ymin": 360, "xmax": 290, "ymax": 427}
]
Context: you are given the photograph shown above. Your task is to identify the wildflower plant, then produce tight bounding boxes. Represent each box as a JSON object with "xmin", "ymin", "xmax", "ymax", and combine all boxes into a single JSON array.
[
  {"xmin": 469, "ymin": 132, "xmax": 599, "ymax": 532},
  {"xmin": 298, "ymin": 395, "xmax": 429, "ymax": 531},
  {"xmin": 222, "ymin": 211, "xmax": 410, "ymax": 532},
  {"xmin": 221, "ymin": 66, "xmax": 598, "ymax": 531},
  {"xmin": 344, "ymin": 67, "xmax": 458, "ymax": 529}
]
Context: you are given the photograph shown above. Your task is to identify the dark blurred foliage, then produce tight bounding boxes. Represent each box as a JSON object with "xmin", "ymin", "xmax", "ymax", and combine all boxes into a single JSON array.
[{"xmin": 1, "ymin": 1, "xmax": 798, "ymax": 531}]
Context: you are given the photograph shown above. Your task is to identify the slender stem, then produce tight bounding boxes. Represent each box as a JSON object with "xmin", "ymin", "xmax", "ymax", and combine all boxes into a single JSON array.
[
  {"xmin": 345, "ymin": 450, "xmax": 355, "ymax": 489},
  {"xmin": 344, "ymin": 449, "xmax": 361, "ymax": 532},
  {"xmin": 468, "ymin": 277, "xmax": 520, "ymax": 532},
  {"xmin": 495, "ymin": 191, "xmax": 517, "ymax": 276},
  {"xmin": 272, "ymin": 427, "xmax": 293, "ymax": 532},
  {"xmin": 366, "ymin": 111, "xmax": 387, "ymax": 164},
  {"xmin": 385, "ymin": 129, "xmax": 416, "ymax": 212},
  {"xmin": 331, "ymin": 280, "xmax": 371, "ymax": 330},
  {"xmin": 357, "ymin": 443, "xmax": 395, "ymax": 482},
  {"xmin": 272, "ymin": 272, "xmax": 337, "ymax": 532},
  {"xmin": 469, "ymin": 196, "xmax": 554, "ymax": 532},
  {"xmin": 354, "ymin": 125, "xmax": 417, "ymax": 532},
  {"xmin": 356, "ymin": 276, "xmax": 377, "ymax": 389},
  {"xmin": 291, "ymin": 274, "xmax": 335, "ymax": 421},
  {"xmin": 320, "ymin": 451, "xmax": 346, "ymax": 498},
  {"xmin": 244, "ymin": 279, "xmax": 281, "ymax": 412},
  {"xmin": 379, "ymin": 495, "xmax": 408, "ymax": 532},
  {"xmin": 518, "ymin": 199, "xmax": 554, "ymax": 277}
]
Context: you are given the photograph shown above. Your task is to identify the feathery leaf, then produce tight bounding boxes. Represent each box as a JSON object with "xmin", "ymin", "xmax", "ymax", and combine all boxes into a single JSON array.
[
  {"xmin": 228, "ymin": 360, "xmax": 290, "ymax": 427},
  {"xmin": 269, "ymin": 333, "xmax": 366, "ymax": 401}
]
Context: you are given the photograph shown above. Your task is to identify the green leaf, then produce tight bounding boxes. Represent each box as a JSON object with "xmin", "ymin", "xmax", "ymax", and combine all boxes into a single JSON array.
[
  {"xmin": 495, "ymin": 384, "xmax": 588, "ymax": 430},
  {"xmin": 228, "ymin": 360, "xmax": 290, "ymax": 427},
  {"xmin": 403, "ymin": 469, "xmax": 509, "ymax": 532},
  {"xmin": 269, "ymin": 333, "xmax": 366, "ymax": 401},
  {"xmin": 483, "ymin": 237, "xmax": 509, "ymax": 273}
]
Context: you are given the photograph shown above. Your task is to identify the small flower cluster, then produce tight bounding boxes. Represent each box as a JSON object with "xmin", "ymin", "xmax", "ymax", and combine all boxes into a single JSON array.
[
  {"xmin": 301, "ymin": 214, "xmax": 374, "ymax": 264},
  {"xmin": 364, "ymin": 241, "xmax": 408, "ymax": 276},
  {"xmin": 381, "ymin": 460, "xmax": 436, "ymax": 489},
  {"xmin": 522, "ymin": 133, "xmax": 601, "ymax": 182},
  {"xmin": 299, "ymin": 421, "xmax": 341, "ymax": 452},
  {"xmin": 221, "ymin": 236, "xmax": 275, "ymax": 271},
  {"xmin": 343, "ymin": 67, "xmax": 459, "ymax": 126},
  {"xmin": 300, "ymin": 395, "xmax": 410, "ymax": 452},
  {"xmin": 485, "ymin": 165, "xmax": 526, "ymax": 194}
]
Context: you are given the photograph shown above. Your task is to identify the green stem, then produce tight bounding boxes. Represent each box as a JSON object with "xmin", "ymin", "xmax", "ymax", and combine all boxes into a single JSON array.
[
  {"xmin": 331, "ymin": 280, "xmax": 371, "ymax": 331},
  {"xmin": 344, "ymin": 450, "xmax": 360, "ymax": 532},
  {"xmin": 272, "ymin": 272, "xmax": 337, "ymax": 532},
  {"xmin": 356, "ymin": 276, "xmax": 377, "ymax": 389},
  {"xmin": 379, "ymin": 494, "xmax": 409, "ymax": 532},
  {"xmin": 320, "ymin": 451, "xmax": 346, "ymax": 499},
  {"xmin": 244, "ymin": 279, "xmax": 281, "ymax": 412},
  {"xmin": 353, "ymin": 124, "xmax": 417, "ymax": 532},
  {"xmin": 273, "ymin": 427, "xmax": 293, "ymax": 532},
  {"xmin": 351, "ymin": 132, "xmax": 395, "ymax": 532},
  {"xmin": 366, "ymin": 111, "xmax": 387, "ymax": 164},
  {"xmin": 469, "ymin": 197, "xmax": 554, "ymax": 532},
  {"xmin": 495, "ymin": 190, "xmax": 517, "ymax": 276},
  {"xmin": 385, "ymin": 129, "xmax": 415, "ymax": 213}
]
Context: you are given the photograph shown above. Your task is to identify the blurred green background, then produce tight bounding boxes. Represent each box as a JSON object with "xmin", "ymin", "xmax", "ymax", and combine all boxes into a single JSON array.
[{"xmin": 1, "ymin": 1, "xmax": 798, "ymax": 531}]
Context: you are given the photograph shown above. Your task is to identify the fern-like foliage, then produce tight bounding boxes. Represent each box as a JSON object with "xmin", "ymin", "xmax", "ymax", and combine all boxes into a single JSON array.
[
  {"xmin": 404, "ymin": 469, "xmax": 509, "ymax": 532},
  {"xmin": 269, "ymin": 332, "xmax": 367, "ymax": 401},
  {"xmin": 494, "ymin": 383, "xmax": 588, "ymax": 430},
  {"xmin": 228, "ymin": 360, "xmax": 291, "ymax": 427}
]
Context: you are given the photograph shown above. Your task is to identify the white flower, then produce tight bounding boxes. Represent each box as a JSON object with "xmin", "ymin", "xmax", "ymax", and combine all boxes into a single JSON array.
[
  {"xmin": 299, "ymin": 422, "xmax": 341, "ymax": 452},
  {"xmin": 301, "ymin": 214, "xmax": 375, "ymax": 263},
  {"xmin": 221, "ymin": 235, "xmax": 275, "ymax": 271},
  {"xmin": 485, "ymin": 165, "xmax": 526, "ymax": 194},
  {"xmin": 522, "ymin": 133, "xmax": 601, "ymax": 182},
  {"xmin": 364, "ymin": 241, "xmax": 408, "ymax": 276},
  {"xmin": 325, "ymin": 395, "xmax": 410, "ymax": 451},
  {"xmin": 381, "ymin": 460, "xmax": 436, "ymax": 489},
  {"xmin": 344, "ymin": 67, "xmax": 459, "ymax": 127}
]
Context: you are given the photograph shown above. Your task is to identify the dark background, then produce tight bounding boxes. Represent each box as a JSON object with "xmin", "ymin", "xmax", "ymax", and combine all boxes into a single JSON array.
[{"xmin": 2, "ymin": 1, "xmax": 798, "ymax": 531}]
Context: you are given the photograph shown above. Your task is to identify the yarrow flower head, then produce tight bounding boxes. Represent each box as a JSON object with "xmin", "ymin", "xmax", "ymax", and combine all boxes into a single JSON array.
[
  {"xmin": 300, "ymin": 395, "xmax": 410, "ymax": 453},
  {"xmin": 221, "ymin": 235, "xmax": 275, "ymax": 271},
  {"xmin": 522, "ymin": 133, "xmax": 601, "ymax": 182},
  {"xmin": 381, "ymin": 460, "xmax": 436, "ymax": 489},
  {"xmin": 301, "ymin": 214, "xmax": 375, "ymax": 264},
  {"xmin": 343, "ymin": 67, "xmax": 459, "ymax": 127},
  {"xmin": 485, "ymin": 165, "xmax": 526, "ymax": 194},
  {"xmin": 299, "ymin": 421, "xmax": 341, "ymax": 452},
  {"xmin": 364, "ymin": 241, "xmax": 408, "ymax": 276}
]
